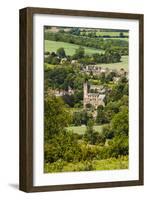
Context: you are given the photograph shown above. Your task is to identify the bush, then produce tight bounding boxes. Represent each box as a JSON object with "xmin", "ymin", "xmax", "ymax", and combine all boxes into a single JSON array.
[{"xmin": 80, "ymin": 143, "xmax": 98, "ymax": 161}]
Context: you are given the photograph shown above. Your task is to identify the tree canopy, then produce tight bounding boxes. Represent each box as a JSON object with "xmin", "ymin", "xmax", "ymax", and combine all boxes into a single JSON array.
[{"xmin": 44, "ymin": 95, "xmax": 71, "ymax": 140}]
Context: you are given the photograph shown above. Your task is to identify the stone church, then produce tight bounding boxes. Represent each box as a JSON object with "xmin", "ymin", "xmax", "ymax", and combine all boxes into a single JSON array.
[{"xmin": 83, "ymin": 82, "xmax": 105, "ymax": 109}]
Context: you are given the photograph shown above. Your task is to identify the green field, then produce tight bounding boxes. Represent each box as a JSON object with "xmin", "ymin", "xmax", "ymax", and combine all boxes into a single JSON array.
[
  {"xmin": 104, "ymin": 37, "xmax": 128, "ymax": 41},
  {"xmin": 44, "ymin": 156, "xmax": 128, "ymax": 173},
  {"xmin": 66, "ymin": 125, "xmax": 106, "ymax": 135},
  {"xmin": 80, "ymin": 31, "xmax": 128, "ymax": 40},
  {"xmin": 45, "ymin": 40, "xmax": 104, "ymax": 56},
  {"xmin": 97, "ymin": 56, "xmax": 128, "ymax": 71},
  {"xmin": 96, "ymin": 31, "xmax": 128, "ymax": 42},
  {"xmin": 96, "ymin": 31, "xmax": 128, "ymax": 37}
]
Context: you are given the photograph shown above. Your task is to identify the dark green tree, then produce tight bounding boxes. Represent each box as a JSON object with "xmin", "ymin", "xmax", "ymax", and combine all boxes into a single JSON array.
[
  {"xmin": 119, "ymin": 32, "xmax": 124, "ymax": 37},
  {"xmin": 73, "ymin": 47, "xmax": 85, "ymax": 59},
  {"xmin": 109, "ymin": 135, "xmax": 128, "ymax": 158},
  {"xmin": 56, "ymin": 47, "xmax": 66, "ymax": 58},
  {"xmin": 96, "ymin": 105, "xmax": 108, "ymax": 124},
  {"xmin": 72, "ymin": 110, "xmax": 90, "ymax": 126},
  {"xmin": 111, "ymin": 107, "xmax": 128, "ymax": 136},
  {"xmin": 102, "ymin": 125, "xmax": 114, "ymax": 139}
]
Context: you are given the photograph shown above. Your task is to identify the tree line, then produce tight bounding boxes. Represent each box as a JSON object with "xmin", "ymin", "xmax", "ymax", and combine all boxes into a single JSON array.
[{"xmin": 45, "ymin": 47, "xmax": 121, "ymax": 65}]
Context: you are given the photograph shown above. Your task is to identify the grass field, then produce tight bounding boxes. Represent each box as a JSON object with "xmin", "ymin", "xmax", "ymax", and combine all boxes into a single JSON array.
[
  {"xmin": 80, "ymin": 31, "xmax": 128, "ymax": 41},
  {"xmin": 45, "ymin": 40, "xmax": 104, "ymax": 56},
  {"xmin": 104, "ymin": 37, "xmax": 128, "ymax": 41},
  {"xmin": 80, "ymin": 31, "xmax": 128, "ymax": 37},
  {"xmin": 96, "ymin": 31, "xmax": 128, "ymax": 37},
  {"xmin": 66, "ymin": 125, "xmax": 106, "ymax": 135},
  {"xmin": 97, "ymin": 56, "xmax": 128, "ymax": 71},
  {"xmin": 44, "ymin": 156, "xmax": 128, "ymax": 173}
]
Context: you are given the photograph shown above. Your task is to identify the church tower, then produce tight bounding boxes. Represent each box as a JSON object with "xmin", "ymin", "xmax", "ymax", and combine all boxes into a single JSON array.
[{"xmin": 83, "ymin": 82, "xmax": 88, "ymax": 109}]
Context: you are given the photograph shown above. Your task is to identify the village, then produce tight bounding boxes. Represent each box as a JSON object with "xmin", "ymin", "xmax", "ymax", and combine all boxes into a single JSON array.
[{"xmin": 49, "ymin": 64, "xmax": 128, "ymax": 116}]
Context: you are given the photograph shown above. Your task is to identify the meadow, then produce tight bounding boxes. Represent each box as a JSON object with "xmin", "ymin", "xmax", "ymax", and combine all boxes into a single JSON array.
[
  {"xmin": 66, "ymin": 125, "xmax": 105, "ymax": 135},
  {"xmin": 95, "ymin": 31, "xmax": 128, "ymax": 37},
  {"xmin": 45, "ymin": 40, "xmax": 104, "ymax": 56},
  {"xmin": 80, "ymin": 30, "xmax": 128, "ymax": 40},
  {"xmin": 98, "ymin": 56, "xmax": 128, "ymax": 71},
  {"xmin": 104, "ymin": 37, "xmax": 128, "ymax": 41}
]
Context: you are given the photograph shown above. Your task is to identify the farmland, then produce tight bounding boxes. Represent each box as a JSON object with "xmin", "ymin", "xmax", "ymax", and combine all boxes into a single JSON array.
[
  {"xmin": 79, "ymin": 30, "xmax": 128, "ymax": 41},
  {"xmin": 45, "ymin": 40, "xmax": 104, "ymax": 56},
  {"xmin": 96, "ymin": 31, "xmax": 128, "ymax": 37}
]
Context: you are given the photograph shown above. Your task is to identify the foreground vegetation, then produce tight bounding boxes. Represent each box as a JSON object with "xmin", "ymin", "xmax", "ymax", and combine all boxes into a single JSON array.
[
  {"xmin": 44, "ymin": 92, "xmax": 129, "ymax": 172},
  {"xmin": 45, "ymin": 156, "xmax": 128, "ymax": 173}
]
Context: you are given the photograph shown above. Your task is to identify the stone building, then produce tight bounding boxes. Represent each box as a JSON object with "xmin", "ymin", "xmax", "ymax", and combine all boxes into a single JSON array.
[
  {"xmin": 82, "ymin": 65, "xmax": 109, "ymax": 75},
  {"xmin": 49, "ymin": 86, "xmax": 74, "ymax": 97},
  {"xmin": 83, "ymin": 82, "xmax": 105, "ymax": 109}
]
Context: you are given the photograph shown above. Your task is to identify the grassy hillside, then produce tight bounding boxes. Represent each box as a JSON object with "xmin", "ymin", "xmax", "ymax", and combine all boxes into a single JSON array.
[
  {"xmin": 45, "ymin": 40, "xmax": 104, "ymax": 56},
  {"xmin": 97, "ymin": 56, "xmax": 128, "ymax": 71}
]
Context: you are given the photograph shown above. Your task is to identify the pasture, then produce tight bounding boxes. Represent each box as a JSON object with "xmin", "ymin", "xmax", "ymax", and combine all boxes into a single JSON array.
[
  {"xmin": 80, "ymin": 31, "xmax": 128, "ymax": 42},
  {"xmin": 104, "ymin": 37, "xmax": 128, "ymax": 41},
  {"xmin": 96, "ymin": 31, "xmax": 128, "ymax": 37},
  {"xmin": 66, "ymin": 125, "xmax": 105, "ymax": 135},
  {"xmin": 97, "ymin": 56, "xmax": 128, "ymax": 71},
  {"xmin": 45, "ymin": 40, "xmax": 104, "ymax": 56},
  {"xmin": 96, "ymin": 31, "xmax": 128, "ymax": 42}
]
